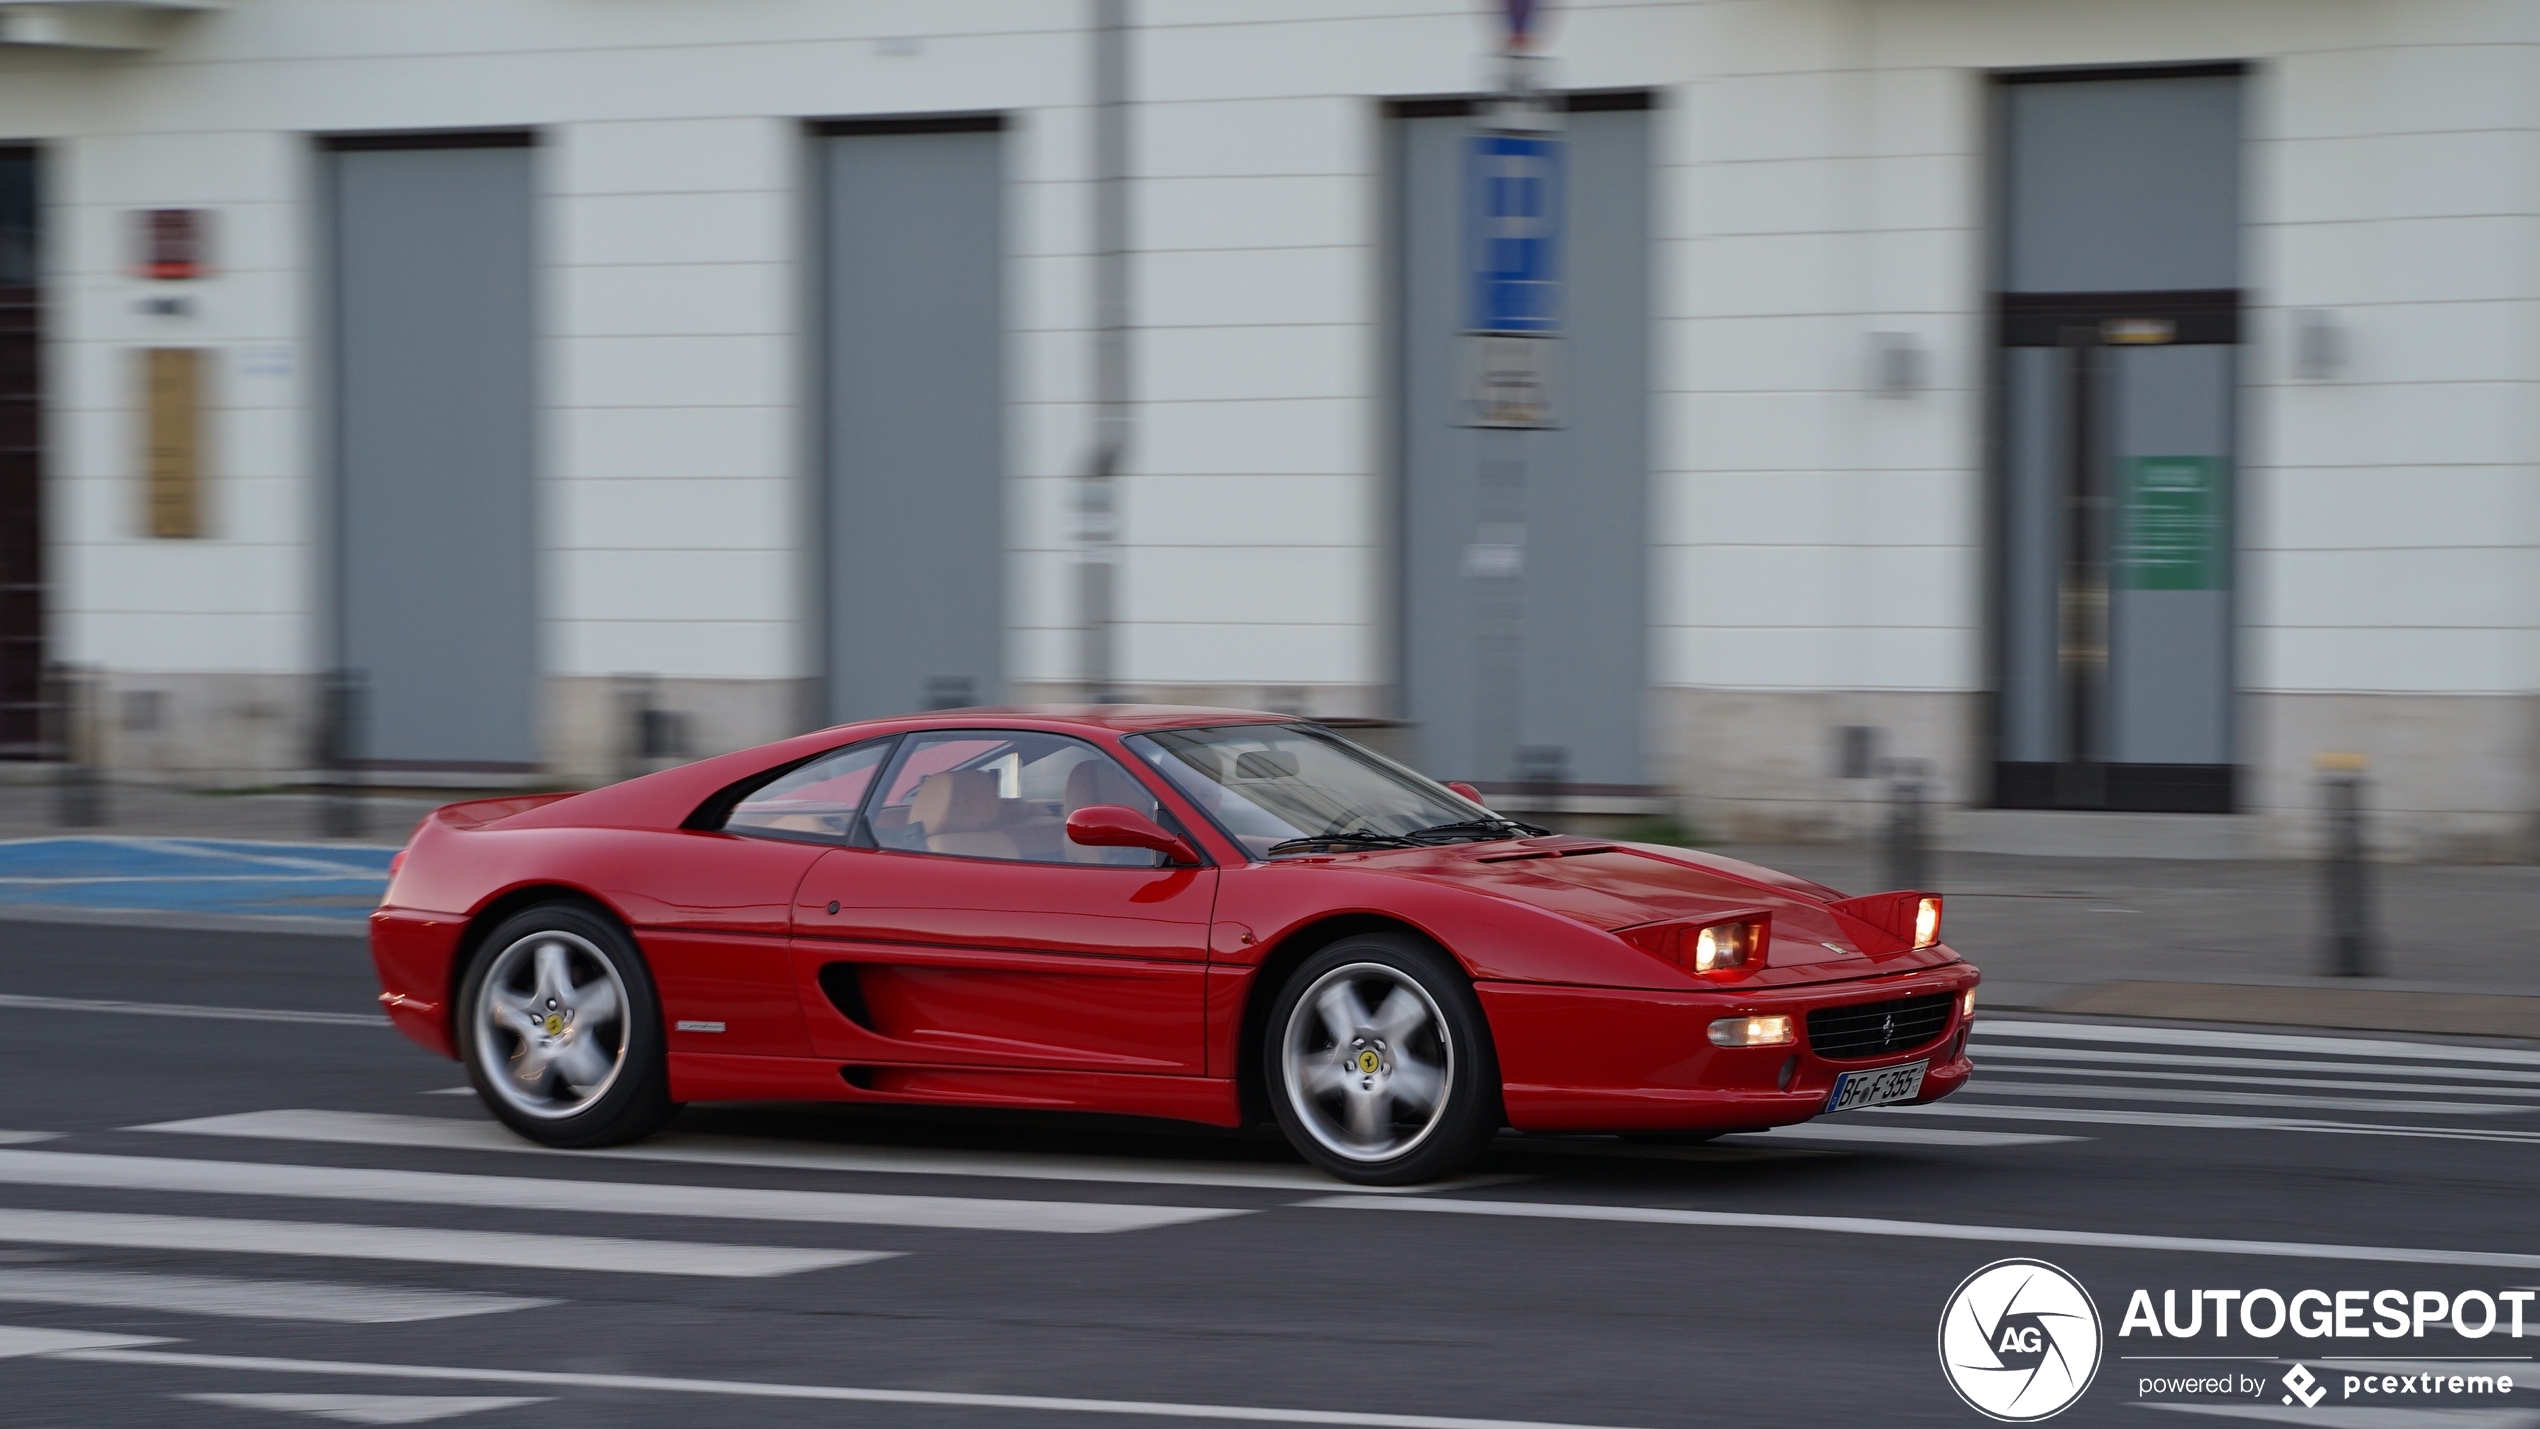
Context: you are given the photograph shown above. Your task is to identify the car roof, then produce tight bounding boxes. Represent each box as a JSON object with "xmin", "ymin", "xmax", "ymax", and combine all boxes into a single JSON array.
[{"xmin": 841, "ymin": 704, "xmax": 1299, "ymax": 735}]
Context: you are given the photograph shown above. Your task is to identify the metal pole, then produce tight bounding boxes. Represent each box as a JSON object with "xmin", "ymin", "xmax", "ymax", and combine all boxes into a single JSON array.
[
  {"xmin": 46, "ymin": 660, "xmax": 104, "ymax": 828},
  {"xmin": 1077, "ymin": 0, "xmax": 1131, "ymax": 702},
  {"xmin": 317, "ymin": 667, "xmax": 367, "ymax": 840},
  {"xmin": 1882, "ymin": 758, "xmax": 1930, "ymax": 892},
  {"xmin": 2318, "ymin": 752, "xmax": 2375, "ymax": 977}
]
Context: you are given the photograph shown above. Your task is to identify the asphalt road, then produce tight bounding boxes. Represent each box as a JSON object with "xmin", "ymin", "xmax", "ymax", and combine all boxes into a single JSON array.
[{"xmin": 4, "ymin": 918, "xmax": 2539, "ymax": 1428}]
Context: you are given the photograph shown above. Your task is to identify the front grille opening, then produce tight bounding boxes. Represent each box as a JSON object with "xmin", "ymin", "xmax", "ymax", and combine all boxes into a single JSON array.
[{"xmin": 1806, "ymin": 992, "xmax": 1953, "ymax": 1061}]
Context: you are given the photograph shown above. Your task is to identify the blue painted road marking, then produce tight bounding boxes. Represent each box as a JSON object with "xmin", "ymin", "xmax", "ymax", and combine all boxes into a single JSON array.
[{"xmin": 0, "ymin": 838, "xmax": 394, "ymax": 922}]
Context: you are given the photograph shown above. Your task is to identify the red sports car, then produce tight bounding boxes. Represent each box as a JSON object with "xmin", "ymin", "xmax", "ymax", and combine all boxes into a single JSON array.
[{"xmin": 372, "ymin": 706, "xmax": 1978, "ymax": 1184}]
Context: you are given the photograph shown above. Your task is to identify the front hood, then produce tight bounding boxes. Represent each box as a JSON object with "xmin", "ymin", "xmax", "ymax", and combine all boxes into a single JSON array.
[{"xmin": 1352, "ymin": 838, "xmax": 1878, "ymax": 969}]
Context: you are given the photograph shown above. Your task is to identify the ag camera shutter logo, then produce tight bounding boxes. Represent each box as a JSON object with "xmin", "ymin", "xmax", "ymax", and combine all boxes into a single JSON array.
[{"xmin": 1939, "ymin": 1259, "xmax": 2104, "ymax": 1421}]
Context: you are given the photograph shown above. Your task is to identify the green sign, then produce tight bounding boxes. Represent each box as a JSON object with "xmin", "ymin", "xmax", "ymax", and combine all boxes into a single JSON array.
[{"xmin": 2118, "ymin": 455, "xmax": 2228, "ymax": 591}]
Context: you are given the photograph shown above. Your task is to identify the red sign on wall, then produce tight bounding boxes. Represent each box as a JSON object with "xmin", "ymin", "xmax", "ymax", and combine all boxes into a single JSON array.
[{"xmin": 135, "ymin": 209, "xmax": 210, "ymax": 280}]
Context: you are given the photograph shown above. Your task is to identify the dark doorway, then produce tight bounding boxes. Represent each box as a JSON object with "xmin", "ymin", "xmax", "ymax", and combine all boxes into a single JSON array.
[
  {"xmin": 0, "ymin": 146, "xmax": 40, "ymax": 760},
  {"xmin": 1990, "ymin": 69, "xmax": 2244, "ymax": 813}
]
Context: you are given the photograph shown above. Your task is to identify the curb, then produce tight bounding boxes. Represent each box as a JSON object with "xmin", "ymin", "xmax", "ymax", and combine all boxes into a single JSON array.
[
  {"xmin": 2035, "ymin": 979, "xmax": 2540, "ymax": 1040},
  {"xmin": 0, "ymin": 904, "xmax": 367, "ymax": 937}
]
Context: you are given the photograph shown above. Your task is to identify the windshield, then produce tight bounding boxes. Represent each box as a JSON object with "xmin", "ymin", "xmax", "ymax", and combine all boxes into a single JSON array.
[{"xmin": 1126, "ymin": 723, "xmax": 1527, "ymax": 860}]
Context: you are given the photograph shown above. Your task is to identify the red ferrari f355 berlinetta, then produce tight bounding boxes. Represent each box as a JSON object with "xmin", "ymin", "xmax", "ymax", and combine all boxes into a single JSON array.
[{"xmin": 372, "ymin": 706, "xmax": 1978, "ymax": 1184}]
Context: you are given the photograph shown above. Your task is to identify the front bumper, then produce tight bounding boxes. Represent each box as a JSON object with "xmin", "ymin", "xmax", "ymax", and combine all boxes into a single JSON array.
[{"xmin": 1477, "ymin": 962, "xmax": 1979, "ymax": 1133}]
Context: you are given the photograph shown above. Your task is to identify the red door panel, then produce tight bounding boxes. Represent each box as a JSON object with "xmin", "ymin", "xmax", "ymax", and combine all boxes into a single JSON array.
[
  {"xmin": 596, "ymin": 829, "xmax": 825, "ymax": 1059},
  {"xmin": 792, "ymin": 848, "xmax": 1216, "ymax": 1074}
]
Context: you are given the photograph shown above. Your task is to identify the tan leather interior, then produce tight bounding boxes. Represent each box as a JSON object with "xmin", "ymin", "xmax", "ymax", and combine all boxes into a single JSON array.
[{"xmin": 912, "ymin": 770, "xmax": 1020, "ymax": 859}]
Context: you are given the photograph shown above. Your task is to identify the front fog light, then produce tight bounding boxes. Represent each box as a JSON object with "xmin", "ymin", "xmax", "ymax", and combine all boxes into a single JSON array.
[
  {"xmin": 1708, "ymin": 1014, "xmax": 1794, "ymax": 1048},
  {"xmin": 1914, "ymin": 896, "xmax": 1943, "ymax": 949}
]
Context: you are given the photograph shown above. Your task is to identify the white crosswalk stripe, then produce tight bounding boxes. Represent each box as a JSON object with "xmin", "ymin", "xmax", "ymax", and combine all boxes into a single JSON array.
[
  {"xmin": 136, "ymin": 1108, "xmax": 1447, "ymax": 1193},
  {"xmin": 1899, "ymin": 1017, "xmax": 2540, "ymax": 1140},
  {"xmin": 0, "ymin": 1268, "xmax": 552, "ymax": 1323},
  {"xmin": 0, "ymin": 1208, "xmax": 886, "ymax": 1277},
  {"xmin": 0, "ymin": 1148, "xmax": 1247, "ymax": 1234}
]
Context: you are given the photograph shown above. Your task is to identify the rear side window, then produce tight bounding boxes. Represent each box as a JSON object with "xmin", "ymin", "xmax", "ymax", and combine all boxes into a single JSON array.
[{"xmin": 721, "ymin": 740, "xmax": 894, "ymax": 845}]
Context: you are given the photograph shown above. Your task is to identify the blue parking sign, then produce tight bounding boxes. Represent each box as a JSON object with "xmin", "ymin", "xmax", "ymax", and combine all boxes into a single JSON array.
[{"xmin": 1465, "ymin": 133, "xmax": 1563, "ymax": 334}]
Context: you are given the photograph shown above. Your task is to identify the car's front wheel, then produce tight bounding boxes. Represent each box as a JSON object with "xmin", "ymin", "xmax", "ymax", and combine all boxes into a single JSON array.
[
  {"xmin": 1265, "ymin": 934, "xmax": 1501, "ymax": 1185},
  {"xmin": 457, "ymin": 903, "xmax": 676, "ymax": 1148}
]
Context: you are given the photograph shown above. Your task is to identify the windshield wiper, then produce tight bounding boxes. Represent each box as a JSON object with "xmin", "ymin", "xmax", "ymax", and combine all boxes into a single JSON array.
[
  {"xmin": 1404, "ymin": 816, "xmax": 1550, "ymax": 843},
  {"xmin": 1265, "ymin": 828, "xmax": 1422, "ymax": 856}
]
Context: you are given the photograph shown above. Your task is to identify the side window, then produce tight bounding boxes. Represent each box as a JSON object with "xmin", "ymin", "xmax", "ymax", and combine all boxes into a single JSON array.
[
  {"xmin": 869, "ymin": 730, "xmax": 1170, "ymax": 866},
  {"xmin": 721, "ymin": 739, "xmax": 893, "ymax": 844}
]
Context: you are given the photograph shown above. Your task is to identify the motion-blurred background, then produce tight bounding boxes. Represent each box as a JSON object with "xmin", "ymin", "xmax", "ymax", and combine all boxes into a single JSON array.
[{"xmin": 0, "ymin": 0, "xmax": 2530, "ymax": 863}]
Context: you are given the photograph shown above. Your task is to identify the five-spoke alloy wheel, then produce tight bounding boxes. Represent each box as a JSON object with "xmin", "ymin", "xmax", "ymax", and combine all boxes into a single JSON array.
[
  {"xmin": 1266, "ymin": 934, "xmax": 1499, "ymax": 1185},
  {"xmin": 458, "ymin": 903, "xmax": 676, "ymax": 1148}
]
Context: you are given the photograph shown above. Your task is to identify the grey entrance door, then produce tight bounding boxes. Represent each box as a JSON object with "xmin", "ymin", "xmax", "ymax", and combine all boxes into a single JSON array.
[
  {"xmin": 1992, "ymin": 70, "xmax": 2242, "ymax": 813},
  {"xmin": 818, "ymin": 119, "xmax": 1005, "ymax": 721},
  {"xmin": 1392, "ymin": 99, "xmax": 1650, "ymax": 790},
  {"xmin": 329, "ymin": 134, "xmax": 538, "ymax": 769}
]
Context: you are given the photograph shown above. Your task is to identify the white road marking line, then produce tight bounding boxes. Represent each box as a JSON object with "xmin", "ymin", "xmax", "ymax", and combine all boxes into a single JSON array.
[
  {"xmin": 1305, "ymin": 1195, "xmax": 2540, "ymax": 1271},
  {"xmin": 1871, "ymin": 1102, "xmax": 2540, "ymax": 1144},
  {"xmin": 1979, "ymin": 1020, "xmax": 2540, "ymax": 1068},
  {"xmin": 181, "ymin": 1393, "xmax": 549, "ymax": 1425},
  {"xmin": 0, "ymin": 1268, "xmax": 553, "ymax": 1323},
  {"xmin": 1978, "ymin": 1063, "xmax": 2540, "ymax": 1098},
  {"xmin": 0, "ymin": 1149, "xmax": 1247, "ymax": 1234},
  {"xmin": 421, "ymin": 1088, "xmax": 473, "ymax": 1096},
  {"xmin": 0, "ymin": 1209, "xmax": 885, "ymax": 1277},
  {"xmin": 0, "ymin": 1132, "xmax": 57, "ymax": 1145},
  {"xmin": 1971, "ymin": 1043, "xmax": 2540, "ymax": 1085},
  {"xmin": 45, "ymin": 1341, "xmax": 1653, "ymax": 1429},
  {"xmin": 0, "ymin": 1324, "xmax": 168, "ymax": 1358},
  {"xmin": 1957, "ymin": 1081, "xmax": 2536, "ymax": 1115},
  {"xmin": 138, "ymin": 1108, "xmax": 1474, "ymax": 1194},
  {"xmin": 1727, "ymin": 1124, "xmax": 2083, "ymax": 1148},
  {"xmin": 2141, "ymin": 1407, "xmax": 2535, "ymax": 1426},
  {"xmin": 0, "ymin": 993, "xmax": 384, "ymax": 1027}
]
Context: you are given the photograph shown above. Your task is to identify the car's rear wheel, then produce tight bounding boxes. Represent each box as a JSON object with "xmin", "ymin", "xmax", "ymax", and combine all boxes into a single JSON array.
[
  {"xmin": 457, "ymin": 903, "xmax": 676, "ymax": 1148},
  {"xmin": 1265, "ymin": 934, "xmax": 1500, "ymax": 1185}
]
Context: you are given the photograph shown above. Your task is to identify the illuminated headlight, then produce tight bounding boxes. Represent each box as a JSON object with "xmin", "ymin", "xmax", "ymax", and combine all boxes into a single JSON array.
[
  {"xmin": 1708, "ymin": 1014, "xmax": 1794, "ymax": 1048},
  {"xmin": 1914, "ymin": 896, "xmax": 1943, "ymax": 949},
  {"xmin": 1961, "ymin": 987, "xmax": 1976, "ymax": 1020},
  {"xmin": 1691, "ymin": 919, "xmax": 1759, "ymax": 972}
]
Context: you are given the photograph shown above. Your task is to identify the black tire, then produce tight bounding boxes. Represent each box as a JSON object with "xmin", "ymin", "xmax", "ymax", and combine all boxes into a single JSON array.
[
  {"xmin": 456, "ymin": 902, "xmax": 678, "ymax": 1148},
  {"xmin": 1263, "ymin": 933, "xmax": 1501, "ymax": 1186}
]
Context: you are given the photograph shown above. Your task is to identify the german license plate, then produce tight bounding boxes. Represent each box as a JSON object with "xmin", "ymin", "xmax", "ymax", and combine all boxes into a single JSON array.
[{"xmin": 1826, "ymin": 1059, "xmax": 1927, "ymax": 1113}]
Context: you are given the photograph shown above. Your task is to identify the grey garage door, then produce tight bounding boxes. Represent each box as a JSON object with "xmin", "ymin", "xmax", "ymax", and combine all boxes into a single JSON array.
[
  {"xmin": 1393, "ymin": 101, "xmax": 1651, "ymax": 790},
  {"xmin": 329, "ymin": 135, "xmax": 537, "ymax": 769},
  {"xmin": 819, "ymin": 120, "xmax": 1005, "ymax": 720}
]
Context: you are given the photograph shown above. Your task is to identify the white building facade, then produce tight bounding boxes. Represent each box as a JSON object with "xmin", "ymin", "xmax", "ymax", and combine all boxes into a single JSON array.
[{"xmin": 0, "ymin": 0, "xmax": 2531, "ymax": 857}]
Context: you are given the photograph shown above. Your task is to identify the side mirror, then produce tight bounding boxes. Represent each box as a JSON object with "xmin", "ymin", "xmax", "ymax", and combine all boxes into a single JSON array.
[
  {"xmin": 1065, "ymin": 804, "xmax": 1201, "ymax": 866},
  {"xmin": 1446, "ymin": 781, "xmax": 1487, "ymax": 805}
]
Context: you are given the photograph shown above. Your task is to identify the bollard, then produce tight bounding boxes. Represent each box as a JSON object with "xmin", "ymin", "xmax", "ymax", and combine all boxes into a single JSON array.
[
  {"xmin": 1882, "ymin": 757, "xmax": 1930, "ymax": 892},
  {"xmin": 2318, "ymin": 752, "xmax": 2376, "ymax": 977},
  {"xmin": 316, "ymin": 668, "xmax": 368, "ymax": 840},
  {"xmin": 44, "ymin": 661, "xmax": 106, "ymax": 828}
]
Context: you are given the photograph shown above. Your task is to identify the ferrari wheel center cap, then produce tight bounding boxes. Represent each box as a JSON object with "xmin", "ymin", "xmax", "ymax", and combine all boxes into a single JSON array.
[
  {"xmin": 1355, "ymin": 1049, "xmax": 1382, "ymax": 1075},
  {"xmin": 543, "ymin": 1012, "xmax": 566, "ymax": 1037}
]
